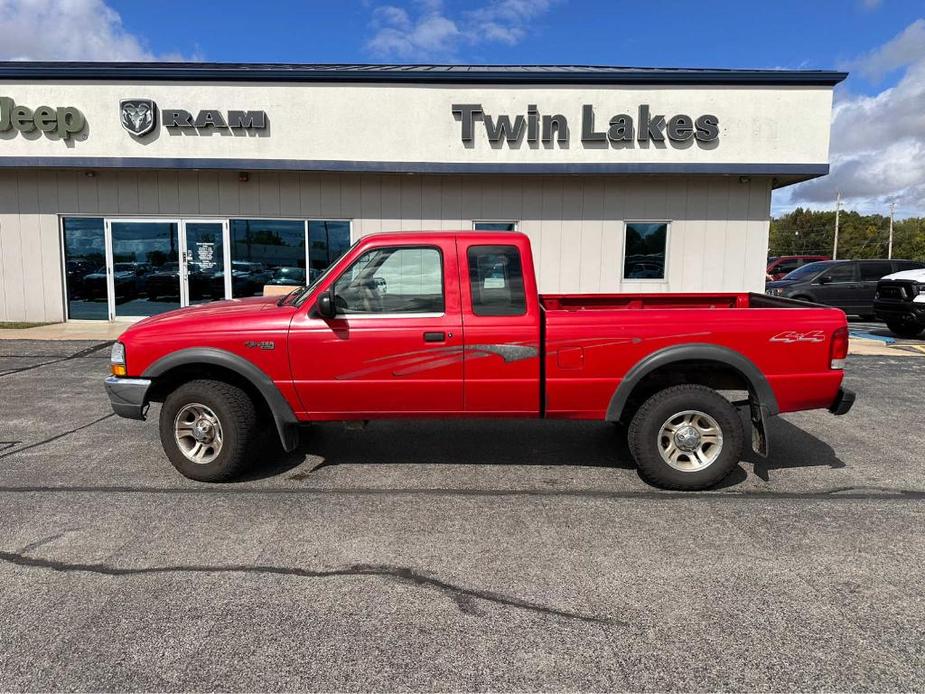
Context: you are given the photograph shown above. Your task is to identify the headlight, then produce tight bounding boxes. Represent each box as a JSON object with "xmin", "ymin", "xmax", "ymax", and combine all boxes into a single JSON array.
[
  {"xmin": 918, "ymin": 283, "xmax": 925, "ymax": 295},
  {"xmin": 110, "ymin": 342, "xmax": 126, "ymax": 377}
]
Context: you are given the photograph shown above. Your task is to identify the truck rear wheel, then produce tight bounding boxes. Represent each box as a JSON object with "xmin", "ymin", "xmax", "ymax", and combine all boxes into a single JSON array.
[
  {"xmin": 628, "ymin": 384, "xmax": 744, "ymax": 490},
  {"xmin": 159, "ymin": 379, "xmax": 258, "ymax": 482}
]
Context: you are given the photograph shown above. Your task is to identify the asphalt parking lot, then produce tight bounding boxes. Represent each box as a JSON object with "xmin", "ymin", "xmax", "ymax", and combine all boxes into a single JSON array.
[{"xmin": 0, "ymin": 339, "xmax": 923, "ymax": 691}]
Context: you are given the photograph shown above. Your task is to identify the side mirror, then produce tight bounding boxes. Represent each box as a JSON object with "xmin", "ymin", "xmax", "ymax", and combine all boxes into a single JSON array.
[
  {"xmin": 818, "ymin": 275, "xmax": 832, "ymax": 285},
  {"xmin": 316, "ymin": 289, "xmax": 337, "ymax": 319}
]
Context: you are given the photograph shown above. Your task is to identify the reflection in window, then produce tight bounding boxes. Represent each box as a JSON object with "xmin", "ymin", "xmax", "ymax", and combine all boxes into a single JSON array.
[
  {"xmin": 63, "ymin": 217, "xmax": 107, "ymax": 320},
  {"xmin": 334, "ymin": 247, "xmax": 444, "ymax": 314},
  {"xmin": 468, "ymin": 245, "xmax": 526, "ymax": 316},
  {"xmin": 474, "ymin": 222, "xmax": 517, "ymax": 231},
  {"xmin": 308, "ymin": 220, "xmax": 351, "ymax": 282},
  {"xmin": 230, "ymin": 219, "xmax": 306, "ymax": 298},
  {"xmin": 624, "ymin": 222, "xmax": 668, "ymax": 280}
]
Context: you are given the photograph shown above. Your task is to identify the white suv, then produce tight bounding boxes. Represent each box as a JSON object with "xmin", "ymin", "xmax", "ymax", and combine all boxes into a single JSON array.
[{"xmin": 874, "ymin": 268, "xmax": 925, "ymax": 338}]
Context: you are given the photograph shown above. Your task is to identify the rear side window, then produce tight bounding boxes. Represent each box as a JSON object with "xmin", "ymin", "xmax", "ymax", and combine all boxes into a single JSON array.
[
  {"xmin": 894, "ymin": 260, "xmax": 925, "ymax": 271},
  {"xmin": 860, "ymin": 261, "xmax": 893, "ymax": 281},
  {"xmin": 467, "ymin": 245, "xmax": 527, "ymax": 316}
]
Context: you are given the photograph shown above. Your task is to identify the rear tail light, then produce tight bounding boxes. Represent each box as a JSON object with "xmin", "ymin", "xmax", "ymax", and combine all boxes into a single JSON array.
[{"xmin": 830, "ymin": 326, "xmax": 848, "ymax": 369}]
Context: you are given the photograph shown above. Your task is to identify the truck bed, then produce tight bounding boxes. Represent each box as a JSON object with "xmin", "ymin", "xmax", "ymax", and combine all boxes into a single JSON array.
[{"xmin": 540, "ymin": 292, "xmax": 815, "ymax": 312}]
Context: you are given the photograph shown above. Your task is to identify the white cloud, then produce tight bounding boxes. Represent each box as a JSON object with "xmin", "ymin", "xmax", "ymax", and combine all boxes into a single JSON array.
[
  {"xmin": 778, "ymin": 19, "xmax": 925, "ymax": 219},
  {"xmin": 365, "ymin": 0, "xmax": 555, "ymax": 61},
  {"xmin": 0, "ymin": 0, "xmax": 194, "ymax": 61}
]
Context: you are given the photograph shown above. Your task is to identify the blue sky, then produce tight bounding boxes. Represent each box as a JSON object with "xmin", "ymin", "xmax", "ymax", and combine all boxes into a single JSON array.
[{"xmin": 1, "ymin": 0, "xmax": 923, "ymax": 217}]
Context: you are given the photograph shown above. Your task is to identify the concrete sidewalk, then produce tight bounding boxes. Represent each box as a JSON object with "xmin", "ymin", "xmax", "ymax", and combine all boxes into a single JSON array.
[{"xmin": 0, "ymin": 321, "xmax": 128, "ymax": 341}]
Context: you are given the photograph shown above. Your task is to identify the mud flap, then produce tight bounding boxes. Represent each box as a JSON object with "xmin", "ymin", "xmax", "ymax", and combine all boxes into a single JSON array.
[{"xmin": 750, "ymin": 400, "xmax": 769, "ymax": 458}]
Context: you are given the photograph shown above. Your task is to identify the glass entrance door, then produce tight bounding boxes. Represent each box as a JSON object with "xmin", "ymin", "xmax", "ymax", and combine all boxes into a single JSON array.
[
  {"xmin": 108, "ymin": 220, "xmax": 180, "ymax": 319},
  {"xmin": 181, "ymin": 220, "xmax": 228, "ymax": 306}
]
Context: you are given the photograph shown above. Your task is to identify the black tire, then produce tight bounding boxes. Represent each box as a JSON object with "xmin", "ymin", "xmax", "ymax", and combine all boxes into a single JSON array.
[
  {"xmin": 628, "ymin": 384, "xmax": 745, "ymax": 491},
  {"xmin": 886, "ymin": 320, "xmax": 924, "ymax": 339},
  {"xmin": 159, "ymin": 379, "xmax": 258, "ymax": 482}
]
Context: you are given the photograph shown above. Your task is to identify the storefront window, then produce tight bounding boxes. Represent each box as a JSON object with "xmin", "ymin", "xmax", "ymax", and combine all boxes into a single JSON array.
[
  {"xmin": 474, "ymin": 221, "xmax": 517, "ymax": 231},
  {"xmin": 624, "ymin": 222, "xmax": 668, "ymax": 280},
  {"xmin": 230, "ymin": 219, "xmax": 306, "ymax": 298},
  {"xmin": 308, "ymin": 220, "xmax": 351, "ymax": 282},
  {"xmin": 62, "ymin": 218, "xmax": 107, "ymax": 320}
]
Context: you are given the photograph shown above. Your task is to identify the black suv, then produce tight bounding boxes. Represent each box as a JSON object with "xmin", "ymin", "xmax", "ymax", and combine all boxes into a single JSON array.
[{"xmin": 765, "ymin": 259, "xmax": 925, "ymax": 317}]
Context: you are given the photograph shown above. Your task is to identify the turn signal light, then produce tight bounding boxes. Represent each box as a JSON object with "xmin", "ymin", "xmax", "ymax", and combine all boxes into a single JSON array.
[
  {"xmin": 830, "ymin": 326, "xmax": 848, "ymax": 369},
  {"xmin": 111, "ymin": 364, "xmax": 127, "ymax": 377}
]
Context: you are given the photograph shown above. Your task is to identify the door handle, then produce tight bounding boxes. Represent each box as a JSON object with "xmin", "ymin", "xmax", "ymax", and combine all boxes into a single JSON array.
[{"xmin": 423, "ymin": 331, "xmax": 446, "ymax": 342}]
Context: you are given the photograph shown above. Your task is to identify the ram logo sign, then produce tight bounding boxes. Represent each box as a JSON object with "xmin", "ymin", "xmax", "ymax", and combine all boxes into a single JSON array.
[
  {"xmin": 120, "ymin": 99, "xmax": 157, "ymax": 136},
  {"xmin": 118, "ymin": 97, "xmax": 267, "ymax": 137}
]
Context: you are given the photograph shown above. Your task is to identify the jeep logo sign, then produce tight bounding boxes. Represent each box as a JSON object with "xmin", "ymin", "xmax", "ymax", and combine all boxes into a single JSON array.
[
  {"xmin": 0, "ymin": 97, "xmax": 86, "ymax": 139},
  {"xmin": 119, "ymin": 98, "xmax": 267, "ymax": 137}
]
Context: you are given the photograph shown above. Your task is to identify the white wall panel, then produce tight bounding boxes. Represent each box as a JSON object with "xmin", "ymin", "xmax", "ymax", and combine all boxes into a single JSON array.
[{"xmin": 0, "ymin": 170, "xmax": 773, "ymax": 322}]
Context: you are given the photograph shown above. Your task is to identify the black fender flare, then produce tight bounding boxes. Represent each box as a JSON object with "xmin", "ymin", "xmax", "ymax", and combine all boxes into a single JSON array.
[
  {"xmin": 605, "ymin": 343, "xmax": 780, "ymax": 422},
  {"xmin": 143, "ymin": 347, "xmax": 300, "ymax": 452}
]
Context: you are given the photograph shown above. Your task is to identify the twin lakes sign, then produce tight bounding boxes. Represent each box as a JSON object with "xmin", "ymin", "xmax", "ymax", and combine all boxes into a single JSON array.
[
  {"xmin": 451, "ymin": 104, "xmax": 720, "ymax": 146},
  {"xmin": 119, "ymin": 99, "xmax": 267, "ymax": 136}
]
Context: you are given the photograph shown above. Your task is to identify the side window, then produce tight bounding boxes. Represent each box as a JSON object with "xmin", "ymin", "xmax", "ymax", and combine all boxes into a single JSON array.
[
  {"xmin": 823, "ymin": 263, "xmax": 857, "ymax": 283},
  {"xmin": 333, "ymin": 246, "xmax": 444, "ymax": 315},
  {"xmin": 860, "ymin": 261, "xmax": 893, "ymax": 282},
  {"xmin": 468, "ymin": 245, "xmax": 527, "ymax": 316},
  {"xmin": 624, "ymin": 222, "xmax": 668, "ymax": 279}
]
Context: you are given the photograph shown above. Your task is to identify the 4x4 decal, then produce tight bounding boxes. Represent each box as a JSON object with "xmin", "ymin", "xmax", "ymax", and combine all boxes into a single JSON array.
[{"xmin": 770, "ymin": 330, "xmax": 826, "ymax": 343}]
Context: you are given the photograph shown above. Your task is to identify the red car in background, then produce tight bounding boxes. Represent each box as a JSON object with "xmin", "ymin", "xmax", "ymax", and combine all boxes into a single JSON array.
[
  {"xmin": 105, "ymin": 232, "xmax": 854, "ymax": 491},
  {"xmin": 767, "ymin": 255, "xmax": 831, "ymax": 281}
]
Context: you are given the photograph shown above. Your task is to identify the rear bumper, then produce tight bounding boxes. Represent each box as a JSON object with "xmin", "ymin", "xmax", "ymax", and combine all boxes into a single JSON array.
[
  {"xmin": 828, "ymin": 387, "xmax": 856, "ymax": 416},
  {"xmin": 104, "ymin": 376, "xmax": 152, "ymax": 420}
]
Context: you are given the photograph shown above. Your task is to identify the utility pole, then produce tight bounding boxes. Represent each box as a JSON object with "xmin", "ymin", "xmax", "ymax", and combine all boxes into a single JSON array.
[
  {"xmin": 833, "ymin": 192, "xmax": 841, "ymax": 260},
  {"xmin": 888, "ymin": 201, "xmax": 895, "ymax": 259}
]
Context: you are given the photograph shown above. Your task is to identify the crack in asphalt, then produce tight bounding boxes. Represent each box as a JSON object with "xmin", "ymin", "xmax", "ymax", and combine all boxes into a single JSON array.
[
  {"xmin": 0, "ymin": 413, "xmax": 115, "ymax": 460},
  {"xmin": 0, "ymin": 548, "xmax": 617, "ymax": 626},
  {"xmin": 0, "ymin": 484, "xmax": 920, "ymax": 500},
  {"xmin": 0, "ymin": 341, "xmax": 113, "ymax": 378}
]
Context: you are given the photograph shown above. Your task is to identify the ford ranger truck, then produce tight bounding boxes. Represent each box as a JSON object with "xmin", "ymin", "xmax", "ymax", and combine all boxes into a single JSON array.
[{"xmin": 105, "ymin": 231, "xmax": 855, "ymax": 491}]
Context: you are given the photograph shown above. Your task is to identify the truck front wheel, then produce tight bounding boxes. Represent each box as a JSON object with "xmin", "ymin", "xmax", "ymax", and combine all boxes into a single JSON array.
[
  {"xmin": 886, "ymin": 320, "xmax": 924, "ymax": 339},
  {"xmin": 628, "ymin": 384, "xmax": 744, "ymax": 490},
  {"xmin": 159, "ymin": 379, "xmax": 258, "ymax": 482}
]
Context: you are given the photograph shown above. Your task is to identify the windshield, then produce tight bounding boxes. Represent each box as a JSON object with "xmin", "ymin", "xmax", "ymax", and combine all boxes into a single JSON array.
[{"xmin": 782, "ymin": 261, "xmax": 833, "ymax": 281}]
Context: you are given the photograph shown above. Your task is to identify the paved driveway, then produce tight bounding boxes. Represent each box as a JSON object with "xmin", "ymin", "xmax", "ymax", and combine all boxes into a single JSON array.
[{"xmin": 0, "ymin": 340, "xmax": 922, "ymax": 691}]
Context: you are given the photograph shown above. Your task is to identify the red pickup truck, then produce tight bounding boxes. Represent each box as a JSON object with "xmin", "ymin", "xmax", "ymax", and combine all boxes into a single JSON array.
[{"xmin": 105, "ymin": 231, "xmax": 854, "ymax": 490}]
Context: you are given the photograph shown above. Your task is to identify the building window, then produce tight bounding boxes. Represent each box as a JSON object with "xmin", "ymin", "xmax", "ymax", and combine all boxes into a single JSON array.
[
  {"xmin": 333, "ymin": 246, "xmax": 444, "ymax": 314},
  {"xmin": 62, "ymin": 217, "xmax": 107, "ymax": 320},
  {"xmin": 467, "ymin": 245, "xmax": 527, "ymax": 316},
  {"xmin": 229, "ymin": 219, "xmax": 306, "ymax": 297},
  {"xmin": 308, "ymin": 220, "xmax": 352, "ymax": 282},
  {"xmin": 624, "ymin": 222, "xmax": 668, "ymax": 280},
  {"xmin": 474, "ymin": 221, "xmax": 517, "ymax": 231}
]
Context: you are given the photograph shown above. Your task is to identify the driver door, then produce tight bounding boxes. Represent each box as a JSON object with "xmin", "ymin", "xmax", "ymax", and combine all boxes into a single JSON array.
[{"xmin": 288, "ymin": 238, "xmax": 464, "ymax": 418}]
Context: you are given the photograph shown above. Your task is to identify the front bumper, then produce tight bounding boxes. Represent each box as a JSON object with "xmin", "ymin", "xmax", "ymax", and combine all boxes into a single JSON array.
[
  {"xmin": 828, "ymin": 387, "xmax": 856, "ymax": 416},
  {"xmin": 873, "ymin": 300, "xmax": 925, "ymax": 325},
  {"xmin": 104, "ymin": 376, "xmax": 152, "ymax": 420}
]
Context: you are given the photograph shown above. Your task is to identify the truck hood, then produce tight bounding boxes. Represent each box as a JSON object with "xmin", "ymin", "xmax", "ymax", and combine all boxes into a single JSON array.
[
  {"xmin": 881, "ymin": 268, "xmax": 925, "ymax": 282},
  {"xmin": 124, "ymin": 295, "xmax": 294, "ymax": 335}
]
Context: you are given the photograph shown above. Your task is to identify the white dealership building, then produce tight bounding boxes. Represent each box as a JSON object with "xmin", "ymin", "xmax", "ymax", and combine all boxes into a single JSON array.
[{"xmin": 0, "ymin": 63, "xmax": 844, "ymax": 323}]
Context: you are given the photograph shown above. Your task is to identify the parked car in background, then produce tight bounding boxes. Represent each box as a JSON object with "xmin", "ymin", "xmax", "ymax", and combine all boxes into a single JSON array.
[
  {"xmin": 874, "ymin": 267, "xmax": 925, "ymax": 338},
  {"xmin": 765, "ymin": 259, "xmax": 925, "ymax": 317},
  {"xmin": 210, "ymin": 261, "xmax": 271, "ymax": 297},
  {"xmin": 82, "ymin": 262, "xmax": 140, "ymax": 300},
  {"xmin": 266, "ymin": 267, "xmax": 306, "ymax": 287},
  {"xmin": 766, "ymin": 255, "xmax": 830, "ymax": 281}
]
